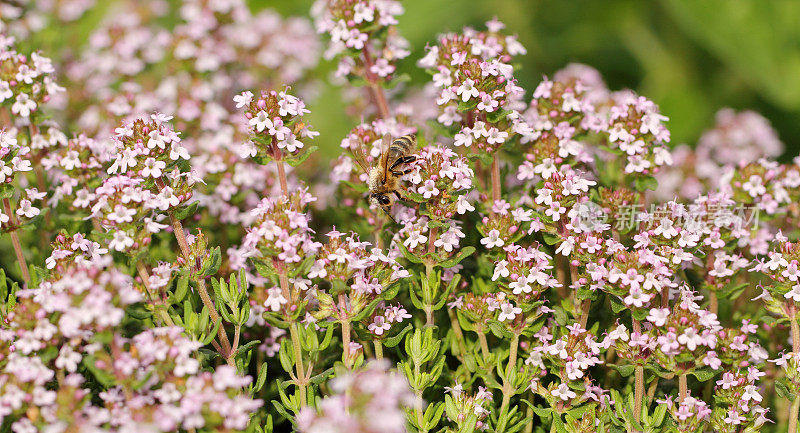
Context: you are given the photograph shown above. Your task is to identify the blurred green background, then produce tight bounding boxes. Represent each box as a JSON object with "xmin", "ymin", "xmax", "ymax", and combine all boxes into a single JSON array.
[
  {"xmin": 260, "ymin": 0, "xmax": 800, "ymax": 160},
  {"xmin": 23, "ymin": 0, "xmax": 800, "ymax": 157}
]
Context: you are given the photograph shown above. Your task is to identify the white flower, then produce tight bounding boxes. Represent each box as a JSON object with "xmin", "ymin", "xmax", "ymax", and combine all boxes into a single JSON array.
[
  {"xmin": 169, "ymin": 142, "xmax": 190, "ymax": 161},
  {"xmin": 623, "ymin": 287, "xmax": 652, "ymax": 308},
  {"xmin": 233, "ymin": 91, "xmax": 253, "ymax": 108},
  {"xmin": 419, "ymin": 180, "xmax": 440, "ymax": 199},
  {"xmin": 509, "ymin": 277, "xmax": 532, "ymax": 295},
  {"xmin": 368, "ymin": 316, "xmax": 391, "ymax": 335},
  {"xmin": 249, "ymin": 111, "xmax": 273, "ymax": 133},
  {"xmin": 0, "ymin": 81, "xmax": 12, "ymax": 102},
  {"xmin": 784, "ymin": 284, "xmax": 800, "ymax": 302},
  {"xmin": 404, "ymin": 230, "xmax": 427, "ymax": 250},
  {"xmin": 677, "ymin": 327, "xmax": 703, "ymax": 351},
  {"xmin": 497, "ymin": 302, "xmax": 521, "ymax": 322},
  {"xmin": 456, "ymin": 79, "xmax": 479, "ymax": 102},
  {"xmin": 353, "ymin": 2, "xmax": 374, "ymax": 23},
  {"xmin": 486, "ymin": 128, "xmax": 508, "ymax": 145},
  {"xmin": 16, "ymin": 199, "xmax": 40, "ymax": 218},
  {"xmin": 608, "ymin": 324, "xmax": 629, "ymax": 341},
  {"xmin": 480, "ymin": 229, "xmax": 504, "ymax": 249},
  {"xmin": 456, "ymin": 195, "xmax": 475, "ymax": 214},
  {"xmin": 12, "ymin": 93, "xmax": 36, "ymax": 117},
  {"xmin": 141, "ymin": 158, "xmax": 166, "ymax": 178},
  {"xmin": 534, "ymin": 158, "xmax": 558, "ymax": 178},
  {"xmin": 0, "ymin": 160, "xmax": 13, "ymax": 182},
  {"xmin": 278, "ymin": 135, "xmax": 304, "ymax": 153},
  {"xmin": 492, "ymin": 260, "xmax": 510, "ymax": 281},
  {"xmin": 742, "ymin": 385, "xmax": 762, "ymax": 403},
  {"xmin": 109, "ymin": 230, "xmax": 134, "ymax": 252},
  {"xmin": 264, "ymin": 287, "xmax": 288, "ymax": 311},
  {"xmin": 551, "ymin": 383, "xmax": 576, "ymax": 401},
  {"xmin": 646, "ymin": 308, "xmax": 670, "ymax": 327}
]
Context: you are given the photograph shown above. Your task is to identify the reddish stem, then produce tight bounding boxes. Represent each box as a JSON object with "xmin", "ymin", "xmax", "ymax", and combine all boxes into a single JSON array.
[{"xmin": 3, "ymin": 198, "xmax": 30, "ymax": 285}]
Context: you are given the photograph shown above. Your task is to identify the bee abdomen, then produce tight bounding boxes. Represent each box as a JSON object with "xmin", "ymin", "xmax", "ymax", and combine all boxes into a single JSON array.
[{"xmin": 389, "ymin": 135, "xmax": 416, "ymax": 161}]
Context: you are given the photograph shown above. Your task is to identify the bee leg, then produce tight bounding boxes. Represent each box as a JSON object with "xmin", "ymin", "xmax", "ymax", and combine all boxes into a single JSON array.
[
  {"xmin": 390, "ymin": 155, "xmax": 417, "ymax": 170},
  {"xmin": 391, "ymin": 168, "xmax": 414, "ymax": 176}
]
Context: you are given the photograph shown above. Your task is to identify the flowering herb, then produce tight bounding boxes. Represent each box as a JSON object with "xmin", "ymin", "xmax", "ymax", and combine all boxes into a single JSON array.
[{"xmin": 2, "ymin": 4, "xmax": 800, "ymax": 433}]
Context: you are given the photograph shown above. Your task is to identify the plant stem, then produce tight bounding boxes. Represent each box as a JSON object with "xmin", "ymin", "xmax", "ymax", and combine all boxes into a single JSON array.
[
  {"xmin": 579, "ymin": 299, "xmax": 591, "ymax": 328},
  {"xmin": 169, "ymin": 215, "xmax": 191, "ymax": 258},
  {"xmin": 448, "ymin": 309, "xmax": 467, "ymax": 359},
  {"xmin": 789, "ymin": 312, "xmax": 799, "ymax": 433},
  {"xmin": 361, "ymin": 47, "xmax": 391, "ymax": 120},
  {"xmin": 3, "ymin": 198, "xmax": 30, "ymax": 285},
  {"xmin": 424, "ymin": 228, "xmax": 438, "ymax": 326},
  {"xmin": 278, "ymin": 270, "xmax": 292, "ymax": 304},
  {"xmin": 632, "ymin": 318, "xmax": 644, "ymax": 424},
  {"xmin": 791, "ymin": 312, "xmax": 799, "ymax": 356},
  {"xmin": 497, "ymin": 333, "xmax": 520, "ymax": 433},
  {"xmin": 232, "ymin": 325, "xmax": 241, "ymax": 355},
  {"xmin": 374, "ymin": 340, "xmax": 384, "ymax": 360},
  {"xmin": 491, "ymin": 153, "xmax": 501, "ymax": 203},
  {"xmin": 523, "ymin": 391, "xmax": 534, "ymax": 433},
  {"xmin": 414, "ymin": 361, "xmax": 426, "ymax": 433},
  {"xmin": 709, "ymin": 291, "xmax": 718, "ymax": 315},
  {"xmin": 339, "ymin": 294, "xmax": 352, "ymax": 368},
  {"xmin": 647, "ymin": 377, "xmax": 660, "ymax": 401},
  {"xmin": 168, "ymin": 212, "xmax": 233, "ymax": 362},
  {"xmin": 135, "ymin": 261, "xmax": 175, "ymax": 327},
  {"xmin": 678, "ymin": 373, "xmax": 688, "ymax": 402},
  {"xmin": 289, "ymin": 322, "xmax": 307, "ymax": 407},
  {"xmin": 477, "ymin": 328, "xmax": 491, "ymax": 363},
  {"xmin": 275, "ymin": 157, "xmax": 289, "ymax": 197}
]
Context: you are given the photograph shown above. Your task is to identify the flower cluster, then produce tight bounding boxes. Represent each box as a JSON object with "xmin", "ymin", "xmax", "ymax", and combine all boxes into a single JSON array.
[
  {"xmin": 6, "ymin": 4, "xmax": 800, "ymax": 433},
  {"xmin": 314, "ymin": 0, "xmax": 410, "ymax": 81},
  {"xmin": 297, "ymin": 361, "xmax": 414, "ymax": 433},
  {"xmin": 406, "ymin": 145, "xmax": 474, "ymax": 221},
  {"xmin": 648, "ymin": 289, "xmax": 722, "ymax": 375},
  {"xmin": 419, "ymin": 19, "xmax": 526, "ymax": 141},
  {"xmin": 237, "ymin": 89, "xmax": 317, "ymax": 160},
  {"xmin": 0, "ymin": 35, "xmax": 62, "ymax": 120}
]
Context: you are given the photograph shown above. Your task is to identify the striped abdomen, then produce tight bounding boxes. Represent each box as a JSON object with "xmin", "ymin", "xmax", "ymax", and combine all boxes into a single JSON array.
[{"xmin": 387, "ymin": 135, "xmax": 416, "ymax": 162}]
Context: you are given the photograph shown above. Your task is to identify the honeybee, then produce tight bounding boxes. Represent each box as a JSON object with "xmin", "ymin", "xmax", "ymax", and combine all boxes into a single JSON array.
[{"xmin": 354, "ymin": 135, "xmax": 417, "ymax": 220}]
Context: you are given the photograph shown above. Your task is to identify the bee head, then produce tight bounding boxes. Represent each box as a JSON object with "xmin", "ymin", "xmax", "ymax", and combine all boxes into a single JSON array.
[{"xmin": 369, "ymin": 193, "xmax": 396, "ymax": 222}]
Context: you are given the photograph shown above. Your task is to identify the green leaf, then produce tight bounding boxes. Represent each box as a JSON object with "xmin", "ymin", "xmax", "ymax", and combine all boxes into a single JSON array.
[
  {"xmin": 381, "ymin": 72, "xmax": 412, "ymax": 89},
  {"xmin": 439, "ymin": 246, "xmax": 476, "ymax": 268},
  {"xmin": 633, "ymin": 175, "xmax": 658, "ymax": 192},
  {"xmin": 487, "ymin": 109, "xmax": 510, "ymax": 123},
  {"xmin": 612, "ymin": 364, "xmax": 635, "ymax": 377},
  {"xmin": 253, "ymin": 362, "xmax": 269, "ymax": 393},
  {"xmin": 609, "ymin": 296, "xmax": 626, "ymax": 314},
  {"xmin": 234, "ymin": 340, "xmax": 262, "ymax": 357},
  {"xmin": 170, "ymin": 275, "xmax": 190, "ymax": 304},
  {"xmin": 173, "ymin": 201, "xmax": 199, "ymax": 220},
  {"xmin": 82, "ymin": 355, "xmax": 116, "ymax": 387},
  {"xmin": 542, "ymin": 232, "xmax": 560, "ymax": 246},
  {"xmin": 690, "ymin": 368, "xmax": 716, "ymax": 382},
  {"xmin": 397, "ymin": 242, "xmax": 424, "ymax": 264},
  {"xmin": 252, "ymin": 260, "xmax": 277, "ymax": 279},
  {"xmin": 340, "ymin": 180, "xmax": 368, "ymax": 193},
  {"xmin": 286, "ymin": 146, "xmax": 318, "ymax": 167},
  {"xmin": 775, "ymin": 377, "xmax": 795, "ymax": 401},
  {"xmin": 204, "ymin": 247, "xmax": 222, "ymax": 277},
  {"xmin": 383, "ymin": 323, "xmax": 413, "ymax": 348}
]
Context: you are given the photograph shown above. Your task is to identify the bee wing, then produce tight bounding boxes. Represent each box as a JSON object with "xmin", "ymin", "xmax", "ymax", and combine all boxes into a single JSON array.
[
  {"xmin": 380, "ymin": 135, "xmax": 391, "ymax": 183},
  {"xmin": 351, "ymin": 151, "xmax": 370, "ymax": 176}
]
